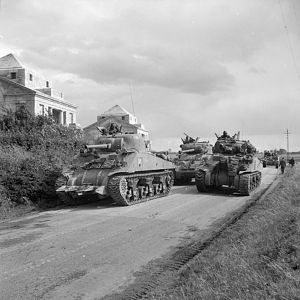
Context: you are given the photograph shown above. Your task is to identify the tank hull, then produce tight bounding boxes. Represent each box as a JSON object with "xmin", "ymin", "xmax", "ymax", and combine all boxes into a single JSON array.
[
  {"xmin": 262, "ymin": 158, "xmax": 279, "ymax": 168},
  {"xmin": 56, "ymin": 134, "xmax": 175, "ymax": 206},
  {"xmin": 262, "ymin": 151, "xmax": 279, "ymax": 168},
  {"xmin": 174, "ymin": 140, "xmax": 212, "ymax": 184},
  {"xmin": 195, "ymin": 153, "xmax": 262, "ymax": 195}
]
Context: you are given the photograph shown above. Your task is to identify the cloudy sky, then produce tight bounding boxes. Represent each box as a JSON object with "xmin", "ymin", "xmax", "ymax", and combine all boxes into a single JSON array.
[{"xmin": 0, "ymin": 0, "xmax": 300, "ymax": 151}]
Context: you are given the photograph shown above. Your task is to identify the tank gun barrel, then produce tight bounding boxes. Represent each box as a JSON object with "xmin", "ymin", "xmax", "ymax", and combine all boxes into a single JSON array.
[
  {"xmin": 86, "ymin": 144, "xmax": 111, "ymax": 149},
  {"xmin": 182, "ymin": 149, "xmax": 196, "ymax": 153}
]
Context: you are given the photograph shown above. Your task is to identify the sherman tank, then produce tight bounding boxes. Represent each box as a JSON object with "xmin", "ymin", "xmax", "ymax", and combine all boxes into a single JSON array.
[
  {"xmin": 262, "ymin": 150, "xmax": 279, "ymax": 168},
  {"xmin": 56, "ymin": 127, "xmax": 175, "ymax": 206},
  {"xmin": 195, "ymin": 131, "xmax": 262, "ymax": 195},
  {"xmin": 174, "ymin": 134, "xmax": 212, "ymax": 184}
]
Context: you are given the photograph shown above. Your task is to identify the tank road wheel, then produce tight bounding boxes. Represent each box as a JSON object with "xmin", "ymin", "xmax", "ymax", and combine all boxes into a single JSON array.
[
  {"xmin": 138, "ymin": 186, "xmax": 145, "ymax": 199},
  {"xmin": 195, "ymin": 170, "xmax": 208, "ymax": 192},
  {"xmin": 108, "ymin": 171, "xmax": 174, "ymax": 206}
]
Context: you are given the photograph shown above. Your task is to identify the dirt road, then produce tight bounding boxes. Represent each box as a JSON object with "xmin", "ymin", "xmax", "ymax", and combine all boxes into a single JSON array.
[{"xmin": 0, "ymin": 167, "xmax": 278, "ymax": 300}]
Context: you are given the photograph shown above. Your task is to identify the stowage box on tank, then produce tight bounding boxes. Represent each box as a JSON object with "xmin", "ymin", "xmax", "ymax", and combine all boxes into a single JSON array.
[
  {"xmin": 56, "ymin": 131, "xmax": 175, "ymax": 206},
  {"xmin": 195, "ymin": 131, "xmax": 262, "ymax": 195}
]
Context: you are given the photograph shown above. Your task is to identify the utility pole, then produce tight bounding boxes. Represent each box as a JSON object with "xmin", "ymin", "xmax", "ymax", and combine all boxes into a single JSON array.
[{"xmin": 284, "ymin": 129, "xmax": 290, "ymax": 160}]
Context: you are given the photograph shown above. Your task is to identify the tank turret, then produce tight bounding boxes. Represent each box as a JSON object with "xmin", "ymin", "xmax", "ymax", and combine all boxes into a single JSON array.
[
  {"xmin": 195, "ymin": 131, "xmax": 262, "ymax": 195},
  {"xmin": 56, "ymin": 129, "xmax": 175, "ymax": 206}
]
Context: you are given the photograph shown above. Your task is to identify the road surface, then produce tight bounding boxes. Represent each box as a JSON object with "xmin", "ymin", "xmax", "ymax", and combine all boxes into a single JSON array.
[{"xmin": 0, "ymin": 167, "xmax": 278, "ymax": 299}]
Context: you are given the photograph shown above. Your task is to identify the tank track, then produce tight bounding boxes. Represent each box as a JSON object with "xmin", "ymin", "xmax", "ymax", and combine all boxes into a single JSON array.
[
  {"xmin": 195, "ymin": 169, "xmax": 208, "ymax": 192},
  {"xmin": 107, "ymin": 170, "xmax": 174, "ymax": 206},
  {"xmin": 239, "ymin": 171, "xmax": 261, "ymax": 196}
]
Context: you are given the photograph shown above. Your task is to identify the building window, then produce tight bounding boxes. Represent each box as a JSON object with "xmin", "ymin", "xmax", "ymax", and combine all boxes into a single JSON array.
[
  {"xmin": 29, "ymin": 74, "xmax": 33, "ymax": 81},
  {"xmin": 63, "ymin": 111, "xmax": 66, "ymax": 125},
  {"xmin": 11, "ymin": 72, "xmax": 17, "ymax": 79},
  {"xmin": 69, "ymin": 113, "xmax": 73, "ymax": 124},
  {"xmin": 46, "ymin": 81, "xmax": 49, "ymax": 87},
  {"xmin": 39, "ymin": 104, "xmax": 44, "ymax": 116},
  {"xmin": 122, "ymin": 116, "xmax": 125, "ymax": 120}
]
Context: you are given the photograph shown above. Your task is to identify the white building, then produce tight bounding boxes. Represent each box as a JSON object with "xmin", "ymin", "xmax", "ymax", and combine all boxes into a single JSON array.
[
  {"xmin": 0, "ymin": 53, "xmax": 77, "ymax": 125},
  {"xmin": 84, "ymin": 105, "xmax": 150, "ymax": 143}
]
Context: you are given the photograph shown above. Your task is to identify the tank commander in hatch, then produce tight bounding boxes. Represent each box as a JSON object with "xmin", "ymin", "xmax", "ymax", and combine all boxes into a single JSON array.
[
  {"xmin": 221, "ymin": 131, "xmax": 231, "ymax": 139},
  {"xmin": 182, "ymin": 134, "xmax": 195, "ymax": 144},
  {"xmin": 108, "ymin": 122, "xmax": 121, "ymax": 135}
]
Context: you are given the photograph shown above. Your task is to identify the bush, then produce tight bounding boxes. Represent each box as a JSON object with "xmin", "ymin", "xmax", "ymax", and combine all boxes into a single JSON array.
[{"xmin": 0, "ymin": 109, "xmax": 83, "ymax": 207}]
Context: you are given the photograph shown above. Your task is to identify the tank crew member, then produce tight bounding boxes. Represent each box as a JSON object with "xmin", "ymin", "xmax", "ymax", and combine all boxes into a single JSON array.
[
  {"xmin": 221, "ymin": 131, "xmax": 231, "ymax": 139},
  {"xmin": 109, "ymin": 122, "xmax": 121, "ymax": 135},
  {"xmin": 100, "ymin": 128, "xmax": 108, "ymax": 135},
  {"xmin": 289, "ymin": 157, "xmax": 295, "ymax": 167},
  {"xmin": 183, "ymin": 134, "xmax": 195, "ymax": 144},
  {"xmin": 279, "ymin": 157, "xmax": 286, "ymax": 174}
]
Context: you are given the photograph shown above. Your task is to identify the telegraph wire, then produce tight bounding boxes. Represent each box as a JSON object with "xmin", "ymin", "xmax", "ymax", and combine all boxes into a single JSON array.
[
  {"xmin": 278, "ymin": 0, "xmax": 300, "ymax": 80},
  {"xmin": 292, "ymin": 1, "xmax": 300, "ymax": 42}
]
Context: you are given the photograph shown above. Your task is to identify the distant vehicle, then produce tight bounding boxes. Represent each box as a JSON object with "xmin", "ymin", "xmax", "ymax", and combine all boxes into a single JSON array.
[
  {"xmin": 262, "ymin": 150, "xmax": 279, "ymax": 168},
  {"xmin": 195, "ymin": 131, "xmax": 262, "ymax": 195},
  {"xmin": 56, "ymin": 125, "xmax": 175, "ymax": 206},
  {"xmin": 174, "ymin": 133, "xmax": 212, "ymax": 184}
]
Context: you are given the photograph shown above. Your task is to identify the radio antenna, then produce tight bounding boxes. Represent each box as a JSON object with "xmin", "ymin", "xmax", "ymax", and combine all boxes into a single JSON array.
[{"xmin": 129, "ymin": 81, "xmax": 136, "ymax": 116}]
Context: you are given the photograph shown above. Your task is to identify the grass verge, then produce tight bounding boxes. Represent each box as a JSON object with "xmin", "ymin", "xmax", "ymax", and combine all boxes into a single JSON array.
[{"xmin": 148, "ymin": 166, "xmax": 300, "ymax": 299}]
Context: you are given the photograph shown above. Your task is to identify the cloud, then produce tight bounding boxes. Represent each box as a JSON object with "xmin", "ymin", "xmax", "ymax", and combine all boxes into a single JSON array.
[
  {"xmin": 248, "ymin": 67, "xmax": 267, "ymax": 74},
  {"xmin": 0, "ymin": 0, "xmax": 284, "ymax": 95},
  {"xmin": 0, "ymin": 0, "xmax": 300, "ymax": 150}
]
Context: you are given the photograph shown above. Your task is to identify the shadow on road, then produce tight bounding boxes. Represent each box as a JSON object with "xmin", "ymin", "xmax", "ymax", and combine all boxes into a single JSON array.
[
  {"xmin": 171, "ymin": 185, "xmax": 241, "ymax": 197},
  {"xmin": 63, "ymin": 197, "xmax": 118, "ymax": 211},
  {"xmin": 56, "ymin": 185, "xmax": 244, "ymax": 211}
]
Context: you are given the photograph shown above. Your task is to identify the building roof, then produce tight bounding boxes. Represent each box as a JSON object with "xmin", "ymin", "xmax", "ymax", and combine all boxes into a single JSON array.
[
  {"xmin": 0, "ymin": 76, "xmax": 77, "ymax": 109},
  {"xmin": 100, "ymin": 104, "xmax": 133, "ymax": 117},
  {"xmin": 0, "ymin": 53, "xmax": 23, "ymax": 69}
]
